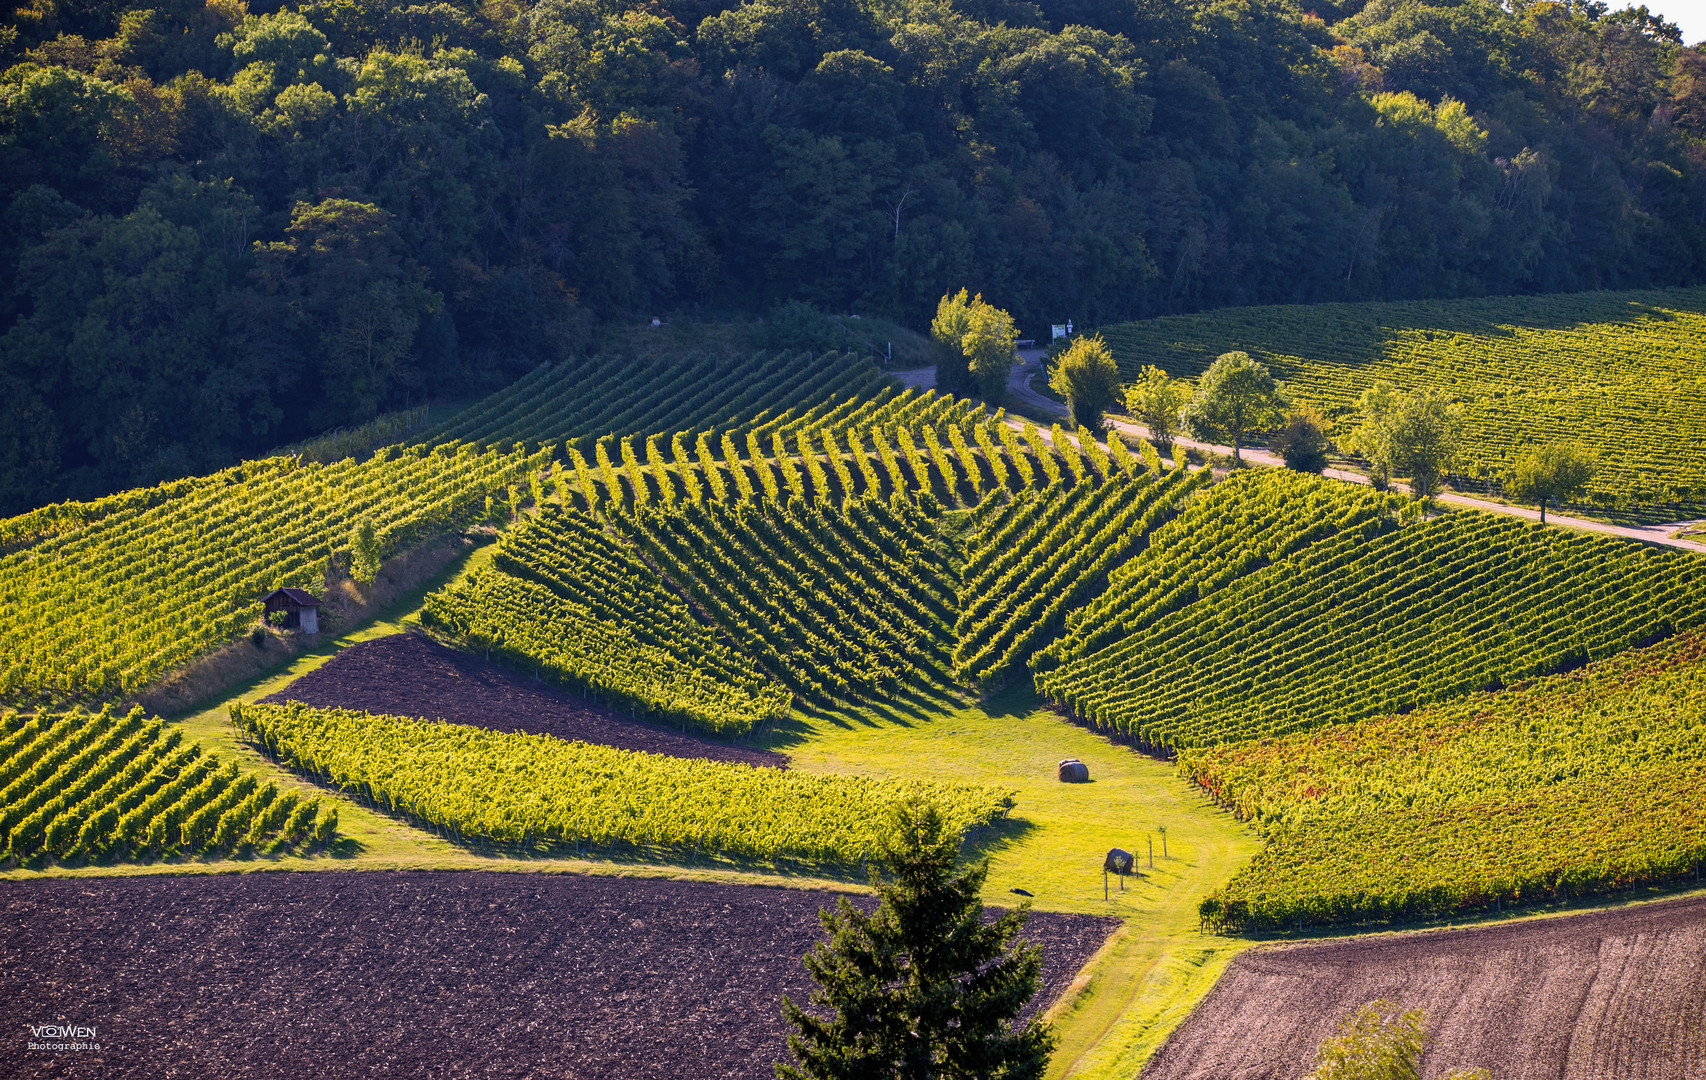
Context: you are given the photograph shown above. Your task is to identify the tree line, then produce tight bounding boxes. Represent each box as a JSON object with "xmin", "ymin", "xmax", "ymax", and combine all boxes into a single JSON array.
[{"xmin": 4, "ymin": 0, "xmax": 1703, "ymax": 511}]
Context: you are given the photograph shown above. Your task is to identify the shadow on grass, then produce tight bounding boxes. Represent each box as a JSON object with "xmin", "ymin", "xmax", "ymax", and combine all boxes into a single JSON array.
[{"xmin": 961, "ymin": 814, "xmax": 1039, "ymax": 869}]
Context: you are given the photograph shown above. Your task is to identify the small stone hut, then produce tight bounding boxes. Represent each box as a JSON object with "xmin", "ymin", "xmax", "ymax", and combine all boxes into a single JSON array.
[{"xmin": 262, "ymin": 587, "xmax": 321, "ymax": 634}]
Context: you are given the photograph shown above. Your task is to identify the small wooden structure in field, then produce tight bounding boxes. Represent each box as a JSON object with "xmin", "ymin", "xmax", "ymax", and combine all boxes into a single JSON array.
[{"xmin": 263, "ymin": 587, "xmax": 321, "ymax": 634}]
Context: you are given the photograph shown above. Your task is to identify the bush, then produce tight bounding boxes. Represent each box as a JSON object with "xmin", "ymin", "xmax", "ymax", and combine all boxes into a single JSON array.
[
  {"xmin": 1274, "ymin": 407, "xmax": 1332, "ymax": 473},
  {"xmin": 763, "ymin": 300, "xmax": 844, "ymax": 353}
]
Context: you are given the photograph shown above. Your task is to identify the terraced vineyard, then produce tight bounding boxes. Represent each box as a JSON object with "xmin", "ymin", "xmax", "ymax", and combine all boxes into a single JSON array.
[
  {"xmin": 231, "ymin": 701, "xmax": 1009, "ymax": 864},
  {"xmin": 1184, "ymin": 632, "xmax": 1706, "ymax": 930},
  {"xmin": 2, "ymin": 706, "xmax": 336, "ymax": 865},
  {"xmin": 1038, "ymin": 470, "xmax": 1401, "ymax": 668},
  {"xmin": 621, "ymin": 498, "xmax": 958, "ymax": 704},
  {"xmin": 1038, "ymin": 494, "xmax": 1706, "ymax": 749},
  {"xmin": 420, "ymin": 352, "xmax": 994, "ymax": 458},
  {"xmin": 421, "ymin": 507, "xmax": 788, "ymax": 736},
  {"xmin": 0, "ymin": 444, "xmax": 549, "ymax": 706},
  {"xmin": 955, "ymin": 466, "xmax": 1205, "ymax": 688},
  {"xmin": 1097, "ymin": 286, "xmax": 1706, "ymax": 512}
]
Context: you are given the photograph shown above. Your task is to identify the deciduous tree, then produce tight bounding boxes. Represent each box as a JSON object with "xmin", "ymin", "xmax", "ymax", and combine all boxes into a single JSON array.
[
  {"xmin": 1505, "ymin": 442, "xmax": 1595, "ymax": 523},
  {"xmin": 1123, "ymin": 364, "xmax": 1188, "ymax": 453},
  {"xmin": 932, "ymin": 290, "xmax": 1020, "ymax": 405},
  {"xmin": 1180, "ymin": 352, "xmax": 1284, "ymax": 461},
  {"xmin": 1274, "ymin": 406, "xmax": 1332, "ymax": 473},
  {"xmin": 1047, "ymin": 334, "xmax": 1121, "ymax": 432}
]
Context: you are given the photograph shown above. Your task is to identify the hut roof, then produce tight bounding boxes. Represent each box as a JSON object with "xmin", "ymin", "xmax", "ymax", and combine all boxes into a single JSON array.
[{"xmin": 265, "ymin": 587, "xmax": 321, "ymax": 608}]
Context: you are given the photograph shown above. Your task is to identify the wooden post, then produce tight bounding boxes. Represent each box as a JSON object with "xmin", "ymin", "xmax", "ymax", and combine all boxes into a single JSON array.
[
  {"xmin": 1148, "ymin": 836, "xmax": 1154, "ymax": 869},
  {"xmin": 1103, "ymin": 869, "xmax": 1108, "ymax": 901}
]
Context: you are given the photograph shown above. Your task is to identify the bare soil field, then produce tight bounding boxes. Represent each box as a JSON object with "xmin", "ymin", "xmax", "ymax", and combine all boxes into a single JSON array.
[
  {"xmin": 1142, "ymin": 894, "xmax": 1706, "ymax": 1080},
  {"xmin": 261, "ymin": 632, "xmax": 786, "ymax": 767},
  {"xmin": 0, "ymin": 871, "xmax": 1111, "ymax": 1079}
]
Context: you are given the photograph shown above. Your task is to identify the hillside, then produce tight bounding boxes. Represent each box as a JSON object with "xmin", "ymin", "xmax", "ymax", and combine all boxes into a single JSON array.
[
  {"xmin": 1096, "ymin": 287, "xmax": 1706, "ymax": 513},
  {"xmin": 8, "ymin": 0, "xmax": 1706, "ymax": 511},
  {"xmin": 1184, "ymin": 632, "xmax": 1706, "ymax": 930}
]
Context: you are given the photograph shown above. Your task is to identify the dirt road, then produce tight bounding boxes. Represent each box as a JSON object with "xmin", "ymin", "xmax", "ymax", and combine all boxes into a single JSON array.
[{"xmin": 897, "ymin": 353, "xmax": 1706, "ymax": 555}]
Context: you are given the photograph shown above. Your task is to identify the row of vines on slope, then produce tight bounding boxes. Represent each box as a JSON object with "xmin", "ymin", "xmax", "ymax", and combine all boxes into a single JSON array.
[
  {"xmin": 619, "ymin": 497, "xmax": 958, "ymax": 706},
  {"xmin": 1037, "ymin": 504, "xmax": 1706, "ymax": 750},
  {"xmin": 1098, "ymin": 286, "xmax": 1706, "ymax": 513},
  {"xmin": 1, "ymin": 443, "xmax": 550, "ymax": 706},
  {"xmin": 955, "ymin": 466, "xmax": 1206, "ymax": 688},
  {"xmin": 0, "ymin": 706, "xmax": 337, "ymax": 866},
  {"xmin": 423, "ymin": 352, "xmax": 894, "ymax": 453},
  {"xmin": 420, "ymin": 506, "xmax": 788, "ymax": 736},
  {"xmin": 230, "ymin": 702, "xmax": 1010, "ymax": 865},
  {"xmin": 1185, "ymin": 632, "xmax": 1706, "ymax": 930}
]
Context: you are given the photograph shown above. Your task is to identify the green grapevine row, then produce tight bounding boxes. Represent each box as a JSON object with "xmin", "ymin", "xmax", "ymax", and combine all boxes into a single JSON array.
[
  {"xmin": 620, "ymin": 497, "xmax": 957, "ymax": 705},
  {"xmin": 419, "ymin": 507, "xmax": 788, "ymax": 735},
  {"xmin": 1, "ymin": 442, "xmax": 550, "ymax": 705},
  {"xmin": 1041, "ymin": 470, "xmax": 1402, "ymax": 667},
  {"xmin": 0, "ymin": 705, "xmax": 336, "ymax": 864},
  {"xmin": 953, "ymin": 466, "xmax": 1204, "ymax": 687},
  {"xmin": 422, "ymin": 352, "xmax": 893, "ymax": 452},
  {"xmin": 1037, "ymin": 509, "xmax": 1706, "ymax": 749},
  {"xmin": 1185, "ymin": 632, "xmax": 1706, "ymax": 930},
  {"xmin": 229, "ymin": 701, "xmax": 1011, "ymax": 865},
  {"xmin": 1097, "ymin": 286, "xmax": 1706, "ymax": 512}
]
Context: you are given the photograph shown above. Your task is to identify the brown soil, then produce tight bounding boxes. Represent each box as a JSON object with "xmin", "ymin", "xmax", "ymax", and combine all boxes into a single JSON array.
[
  {"xmin": 261, "ymin": 632, "xmax": 788, "ymax": 767},
  {"xmin": 1141, "ymin": 894, "xmax": 1706, "ymax": 1080},
  {"xmin": 0, "ymin": 871, "xmax": 1116, "ymax": 1079},
  {"xmin": 137, "ymin": 532, "xmax": 481, "ymax": 717}
]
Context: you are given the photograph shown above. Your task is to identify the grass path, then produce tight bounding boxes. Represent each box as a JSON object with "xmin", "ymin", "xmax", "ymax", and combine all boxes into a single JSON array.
[{"xmin": 776, "ymin": 685, "xmax": 1261, "ymax": 1076}]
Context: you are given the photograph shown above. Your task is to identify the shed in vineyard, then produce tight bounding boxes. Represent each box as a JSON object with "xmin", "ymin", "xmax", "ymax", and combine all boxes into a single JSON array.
[{"xmin": 263, "ymin": 587, "xmax": 321, "ymax": 634}]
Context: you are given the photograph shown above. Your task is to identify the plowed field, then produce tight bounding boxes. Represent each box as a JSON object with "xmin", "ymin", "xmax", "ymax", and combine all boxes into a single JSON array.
[
  {"xmin": 262, "ymin": 633, "xmax": 786, "ymax": 767},
  {"xmin": 1142, "ymin": 894, "xmax": 1706, "ymax": 1080},
  {"xmin": 0, "ymin": 872, "xmax": 1115, "ymax": 1079}
]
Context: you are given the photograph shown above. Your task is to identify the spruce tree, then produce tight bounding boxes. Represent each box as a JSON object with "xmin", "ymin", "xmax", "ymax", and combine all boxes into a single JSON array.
[{"xmin": 777, "ymin": 800, "xmax": 1054, "ymax": 1080}]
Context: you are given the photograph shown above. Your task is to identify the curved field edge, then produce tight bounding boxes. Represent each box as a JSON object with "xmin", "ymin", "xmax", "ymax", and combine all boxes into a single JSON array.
[{"xmin": 1137, "ymin": 890, "xmax": 1706, "ymax": 1080}]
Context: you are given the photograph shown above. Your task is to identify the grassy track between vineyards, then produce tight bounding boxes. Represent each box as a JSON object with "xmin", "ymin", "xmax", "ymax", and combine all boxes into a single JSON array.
[{"xmin": 773, "ymin": 684, "xmax": 1261, "ymax": 1077}]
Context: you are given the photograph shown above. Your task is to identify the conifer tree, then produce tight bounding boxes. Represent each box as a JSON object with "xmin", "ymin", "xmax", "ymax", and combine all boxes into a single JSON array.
[{"xmin": 778, "ymin": 800, "xmax": 1054, "ymax": 1080}]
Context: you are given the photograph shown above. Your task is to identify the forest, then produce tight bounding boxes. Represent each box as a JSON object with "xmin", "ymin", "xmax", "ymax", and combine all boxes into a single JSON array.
[{"xmin": 2, "ymin": 0, "xmax": 1703, "ymax": 510}]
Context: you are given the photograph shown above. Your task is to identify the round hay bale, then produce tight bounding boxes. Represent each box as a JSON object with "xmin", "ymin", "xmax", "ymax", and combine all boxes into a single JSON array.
[
  {"xmin": 1058, "ymin": 758, "xmax": 1089, "ymax": 783},
  {"xmin": 1104, "ymin": 848, "xmax": 1134, "ymax": 875}
]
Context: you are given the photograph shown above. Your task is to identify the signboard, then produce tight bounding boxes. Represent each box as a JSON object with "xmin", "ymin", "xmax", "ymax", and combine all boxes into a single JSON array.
[{"xmin": 1051, "ymin": 324, "xmax": 1067, "ymax": 341}]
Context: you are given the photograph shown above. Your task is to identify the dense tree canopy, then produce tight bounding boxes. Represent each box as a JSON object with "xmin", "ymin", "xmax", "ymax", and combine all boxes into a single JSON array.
[{"xmin": 3, "ymin": 0, "xmax": 1705, "ymax": 508}]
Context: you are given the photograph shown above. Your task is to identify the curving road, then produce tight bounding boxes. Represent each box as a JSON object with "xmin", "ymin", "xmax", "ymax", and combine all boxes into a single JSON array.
[{"xmin": 893, "ymin": 351, "xmax": 1706, "ymax": 555}]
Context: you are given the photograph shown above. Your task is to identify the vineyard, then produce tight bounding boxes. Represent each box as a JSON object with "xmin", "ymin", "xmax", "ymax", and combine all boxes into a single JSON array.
[
  {"xmin": 1037, "ymin": 494, "xmax": 1706, "ymax": 749},
  {"xmin": 1096, "ymin": 286, "xmax": 1706, "ymax": 512},
  {"xmin": 1038, "ymin": 470, "xmax": 1402, "ymax": 668},
  {"xmin": 1184, "ymin": 632, "xmax": 1706, "ymax": 930},
  {"xmin": 954, "ymin": 466, "xmax": 1205, "ymax": 688},
  {"xmin": 229, "ymin": 701, "xmax": 1010, "ymax": 865},
  {"xmin": 0, "ymin": 443, "xmax": 550, "ymax": 707},
  {"xmin": 423, "ymin": 351, "xmax": 915, "ymax": 454},
  {"xmin": 420, "ymin": 507, "xmax": 789, "ymax": 736},
  {"xmin": 620, "ymin": 497, "xmax": 958, "ymax": 705},
  {"xmin": 1, "ymin": 705, "xmax": 336, "ymax": 865}
]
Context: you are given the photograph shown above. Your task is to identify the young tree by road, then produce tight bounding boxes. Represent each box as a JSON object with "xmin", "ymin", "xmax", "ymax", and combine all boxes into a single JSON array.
[
  {"xmin": 932, "ymin": 290, "xmax": 1019, "ymax": 405},
  {"xmin": 1504, "ymin": 443, "xmax": 1596, "ymax": 523},
  {"xmin": 1347, "ymin": 384, "xmax": 1464, "ymax": 498},
  {"xmin": 1180, "ymin": 351, "xmax": 1285, "ymax": 462},
  {"xmin": 777, "ymin": 799, "xmax": 1054, "ymax": 1080},
  {"xmin": 1122, "ymin": 364, "xmax": 1188, "ymax": 452},
  {"xmin": 1047, "ymin": 335, "xmax": 1121, "ymax": 432}
]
